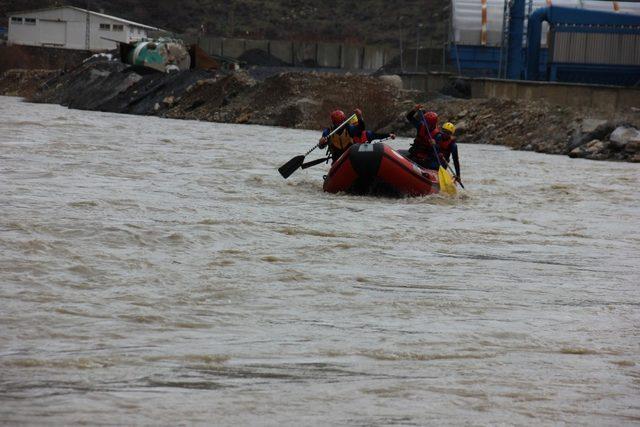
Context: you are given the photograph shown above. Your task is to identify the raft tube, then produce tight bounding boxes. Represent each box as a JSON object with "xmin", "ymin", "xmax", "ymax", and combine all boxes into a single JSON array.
[{"xmin": 323, "ymin": 143, "xmax": 440, "ymax": 197}]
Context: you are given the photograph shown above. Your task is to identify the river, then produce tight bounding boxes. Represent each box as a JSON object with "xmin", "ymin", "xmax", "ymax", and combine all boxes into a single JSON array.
[{"xmin": 1, "ymin": 96, "xmax": 639, "ymax": 425}]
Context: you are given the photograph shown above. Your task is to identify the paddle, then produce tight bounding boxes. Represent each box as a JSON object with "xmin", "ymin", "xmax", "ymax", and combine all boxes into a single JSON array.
[
  {"xmin": 301, "ymin": 156, "xmax": 331, "ymax": 169},
  {"xmin": 278, "ymin": 113, "xmax": 357, "ymax": 179},
  {"xmin": 418, "ymin": 110, "xmax": 457, "ymax": 195},
  {"xmin": 432, "ymin": 133, "xmax": 465, "ymax": 189},
  {"xmin": 443, "ymin": 160, "xmax": 465, "ymax": 189}
]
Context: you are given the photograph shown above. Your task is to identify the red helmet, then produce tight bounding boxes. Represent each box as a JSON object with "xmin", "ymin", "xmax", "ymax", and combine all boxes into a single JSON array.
[
  {"xmin": 330, "ymin": 110, "xmax": 346, "ymax": 125},
  {"xmin": 425, "ymin": 111, "xmax": 438, "ymax": 128}
]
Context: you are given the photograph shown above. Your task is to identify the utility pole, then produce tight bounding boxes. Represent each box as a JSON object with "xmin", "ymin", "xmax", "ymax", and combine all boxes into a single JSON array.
[
  {"xmin": 415, "ymin": 23, "xmax": 423, "ymax": 71},
  {"xmin": 85, "ymin": 0, "xmax": 91, "ymax": 51},
  {"xmin": 398, "ymin": 16, "xmax": 404, "ymax": 73}
]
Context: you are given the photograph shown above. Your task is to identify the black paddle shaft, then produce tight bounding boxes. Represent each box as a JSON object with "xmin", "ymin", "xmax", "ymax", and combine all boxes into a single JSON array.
[
  {"xmin": 301, "ymin": 157, "xmax": 331, "ymax": 169},
  {"xmin": 277, "ymin": 113, "xmax": 356, "ymax": 179}
]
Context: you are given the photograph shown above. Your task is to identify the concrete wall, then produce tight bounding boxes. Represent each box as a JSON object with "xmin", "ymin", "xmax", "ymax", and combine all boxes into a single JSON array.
[
  {"xmin": 293, "ymin": 42, "xmax": 316, "ymax": 66},
  {"xmin": 465, "ymin": 78, "xmax": 640, "ymax": 113},
  {"xmin": 362, "ymin": 46, "xmax": 386, "ymax": 70},
  {"xmin": 316, "ymin": 43, "xmax": 340, "ymax": 68},
  {"xmin": 197, "ymin": 36, "xmax": 389, "ymax": 70},
  {"xmin": 245, "ymin": 39, "xmax": 268, "ymax": 52},
  {"xmin": 269, "ymin": 40, "xmax": 293, "ymax": 64},
  {"xmin": 221, "ymin": 38, "xmax": 245, "ymax": 58},
  {"xmin": 399, "ymin": 72, "xmax": 640, "ymax": 114},
  {"xmin": 203, "ymin": 37, "xmax": 222, "ymax": 56},
  {"xmin": 400, "ymin": 71, "xmax": 453, "ymax": 93},
  {"xmin": 340, "ymin": 44, "xmax": 361, "ymax": 69}
]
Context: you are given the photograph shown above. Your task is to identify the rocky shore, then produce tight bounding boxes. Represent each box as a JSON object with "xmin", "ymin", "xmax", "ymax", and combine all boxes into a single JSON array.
[{"xmin": 2, "ymin": 58, "xmax": 639, "ymax": 162}]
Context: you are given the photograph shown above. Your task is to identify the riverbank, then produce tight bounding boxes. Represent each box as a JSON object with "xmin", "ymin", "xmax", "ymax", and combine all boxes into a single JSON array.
[
  {"xmin": 0, "ymin": 69, "xmax": 60, "ymax": 98},
  {"xmin": 2, "ymin": 59, "xmax": 639, "ymax": 162}
]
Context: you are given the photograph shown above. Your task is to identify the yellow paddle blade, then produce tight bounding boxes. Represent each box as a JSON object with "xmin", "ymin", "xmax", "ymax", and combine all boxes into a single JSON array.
[{"xmin": 438, "ymin": 166, "xmax": 457, "ymax": 196}]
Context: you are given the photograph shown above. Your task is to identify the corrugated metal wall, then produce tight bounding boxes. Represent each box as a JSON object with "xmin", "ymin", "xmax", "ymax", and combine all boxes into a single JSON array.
[{"xmin": 551, "ymin": 31, "xmax": 640, "ymax": 65}]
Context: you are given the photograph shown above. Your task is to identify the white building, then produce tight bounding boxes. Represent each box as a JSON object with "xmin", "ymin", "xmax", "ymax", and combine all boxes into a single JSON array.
[{"xmin": 7, "ymin": 6, "xmax": 159, "ymax": 51}]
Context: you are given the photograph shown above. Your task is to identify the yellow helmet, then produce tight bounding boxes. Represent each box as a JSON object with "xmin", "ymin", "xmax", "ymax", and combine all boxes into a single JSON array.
[{"xmin": 442, "ymin": 122, "xmax": 456, "ymax": 135}]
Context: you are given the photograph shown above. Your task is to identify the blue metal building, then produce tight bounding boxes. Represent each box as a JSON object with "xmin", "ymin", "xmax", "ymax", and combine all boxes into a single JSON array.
[{"xmin": 449, "ymin": 0, "xmax": 640, "ymax": 86}]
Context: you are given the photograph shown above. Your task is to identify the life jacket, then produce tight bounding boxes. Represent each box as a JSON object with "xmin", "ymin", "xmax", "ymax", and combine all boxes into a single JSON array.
[
  {"xmin": 352, "ymin": 130, "xmax": 369, "ymax": 144},
  {"xmin": 410, "ymin": 124, "xmax": 440, "ymax": 161},
  {"xmin": 328, "ymin": 128, "xmax": 354, "ymax": 151},
  {"xmin": 437, "ymin": 135, "xmax": 455, "ymax": 163}
]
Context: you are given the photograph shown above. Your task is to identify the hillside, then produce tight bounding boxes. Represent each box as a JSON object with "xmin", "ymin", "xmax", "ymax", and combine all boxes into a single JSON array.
[{"xmin": 0, "ymin": 0, "xmax": 449, "ymax": 45}]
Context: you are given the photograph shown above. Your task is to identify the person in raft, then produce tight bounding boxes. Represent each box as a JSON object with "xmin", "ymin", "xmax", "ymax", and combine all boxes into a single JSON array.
[
  {"xmin": 434, "ymin": 122, "xmax": 461, "ymax": 182},
  {"xmin": 405, "ymin": 104, "xmax": 441, "ymax": 170},
  {"xmin": 318, "ymin": 108, "xmax": 366, "ymax": 162},
  {"xmin": 350, "ymin": 113, "xmax": 397, "ymax": 145}
]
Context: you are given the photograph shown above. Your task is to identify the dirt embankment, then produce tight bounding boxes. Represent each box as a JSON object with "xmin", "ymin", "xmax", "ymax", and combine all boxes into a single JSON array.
[
  {"xmin": 0, "ymin": 45, "xmax": 92, "ymax": 74},
  {"xmin": 3, "ymin": 58, "xmax": 640, "ymax": 162},
  {"xmin": 0, "ymin": 69, "xmax": 61, "ymax": 98},
  {"xmin": 165, "ymin": 71, "xmax": 400, "ymax": 130},
  {"xmin": 25, "ymin": 59, "xmax": 402, "ymax": 131}
]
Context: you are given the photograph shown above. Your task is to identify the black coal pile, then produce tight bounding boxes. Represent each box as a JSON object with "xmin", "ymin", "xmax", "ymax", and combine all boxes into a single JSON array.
[
  {"xmin": 238, "ymin": 49, "xmax": 290, "ymax": 67},
  {"xmin": 31, "ymin": 58, "xmax": 213, "ymax": 115}
]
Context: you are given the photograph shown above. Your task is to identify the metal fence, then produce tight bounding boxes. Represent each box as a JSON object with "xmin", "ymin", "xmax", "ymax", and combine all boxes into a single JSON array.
[{"xmin": 195, "ymin": 36, "xmax": 398, "ymax": 70}]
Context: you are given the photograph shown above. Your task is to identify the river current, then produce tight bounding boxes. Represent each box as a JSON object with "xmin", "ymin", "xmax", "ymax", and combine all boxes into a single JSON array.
[{"xmin": 1, "ymin": 96, "xmax": 639, "ymax": 425}]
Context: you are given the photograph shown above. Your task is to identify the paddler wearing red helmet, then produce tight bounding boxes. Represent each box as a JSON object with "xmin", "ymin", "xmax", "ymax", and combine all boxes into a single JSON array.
[
  {"xmin": 405, "ymin": 104, "xmax": 441, "ymax": 170},
  {"xmin": 318, "ymin": 108, "xmax": 366, "ymax": 162}
]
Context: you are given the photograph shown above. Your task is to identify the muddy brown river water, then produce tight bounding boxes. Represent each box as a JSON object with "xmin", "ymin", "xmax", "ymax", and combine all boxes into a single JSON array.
[{"xmin": 1, "ymin": 96, "xmax": 639, "ymax": 425}]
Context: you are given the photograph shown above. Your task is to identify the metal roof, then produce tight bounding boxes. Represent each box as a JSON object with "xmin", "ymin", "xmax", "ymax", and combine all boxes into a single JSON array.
[{"xmin": 7, "ymin": 6, "xmax": 160, "ymax": 31}]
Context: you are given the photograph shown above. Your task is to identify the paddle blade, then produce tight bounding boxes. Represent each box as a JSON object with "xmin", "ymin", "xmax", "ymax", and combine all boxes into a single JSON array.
[
  {"xmin": 278, "ymin": 155, "xmax": 305, "ymax": 179},
  {"xmin": 438, "ymin": 166, "xmax": 457, "ymax": 196}
]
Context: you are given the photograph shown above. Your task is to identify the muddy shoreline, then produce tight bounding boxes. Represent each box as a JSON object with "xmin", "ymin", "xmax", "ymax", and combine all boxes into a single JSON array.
[{"xmin": 2, "ymin": 59, "xmax": 639, "ymax": 162}]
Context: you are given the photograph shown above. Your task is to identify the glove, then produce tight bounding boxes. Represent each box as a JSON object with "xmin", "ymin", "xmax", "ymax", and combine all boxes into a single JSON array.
[{"xmin": 318, "ymin": 136, "xmax": 328, "ymax": 149}]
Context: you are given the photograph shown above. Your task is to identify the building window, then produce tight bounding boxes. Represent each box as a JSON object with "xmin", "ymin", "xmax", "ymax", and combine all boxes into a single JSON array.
[
  {"xmin": 11, "ymin": 17, "xmax": 23, "ymax": 24},
  {"xmin": 112, "ymin": 24, "xmax": 124, "ymax": 32},
  {"xmin": 24, "ymin": 18, "xmax": 36, "ymax": 25},
  {"xmin": 99, "ymin": 23, "xmax": 111, "ymax": 31}
]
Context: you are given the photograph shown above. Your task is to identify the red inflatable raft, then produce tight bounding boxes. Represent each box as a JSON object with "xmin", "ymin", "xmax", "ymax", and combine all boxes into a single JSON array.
[{"xmin": 323, "ymin": 143, "xmax": 440, "ymax": 197}]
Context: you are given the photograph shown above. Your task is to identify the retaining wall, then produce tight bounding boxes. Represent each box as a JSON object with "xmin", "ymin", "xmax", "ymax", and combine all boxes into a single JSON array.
[
  {"xmin": 401, "ymin": 72, "xmax": 452, "ymax": 93},
  {"xmin": 465, "ymin": 78, "xmax": 640, "ymax": 114},
  {"xmin": 400, "ymin": 72, "xmax": 640, "ymax": 114},
  {"xmin": 197, "ymin": 36, "xmax": 395, "ymax": 70}
]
